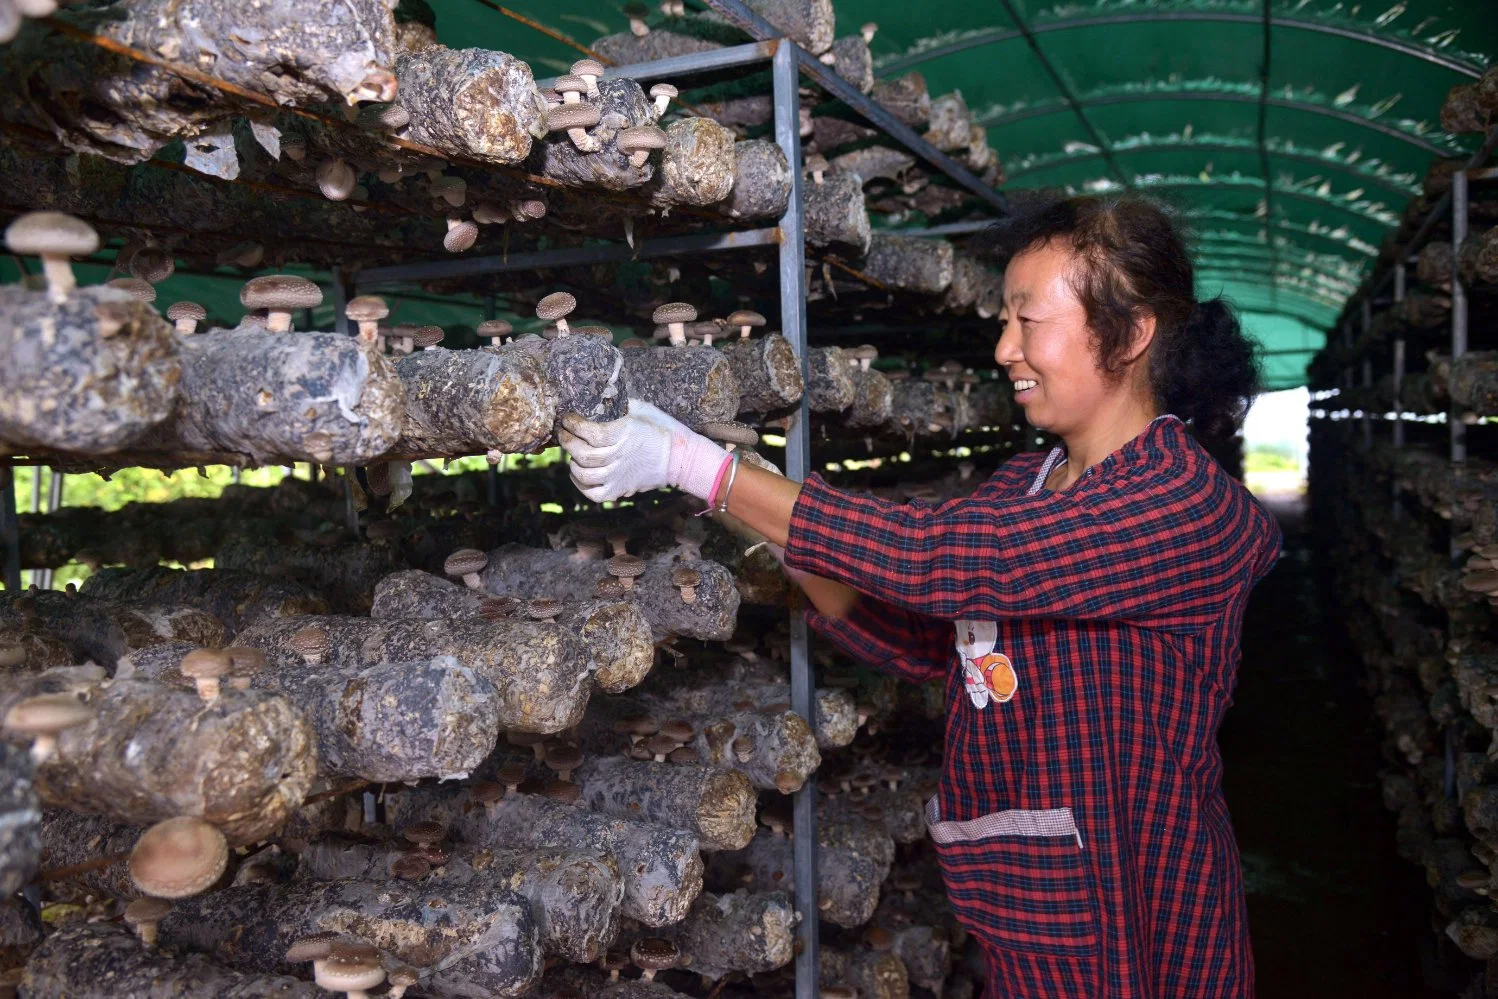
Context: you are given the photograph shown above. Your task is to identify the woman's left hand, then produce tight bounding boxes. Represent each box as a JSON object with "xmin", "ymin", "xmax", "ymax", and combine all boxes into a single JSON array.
[{"xmin": 559, "ymin": 399, "xmax": 730, "ymax": 503}]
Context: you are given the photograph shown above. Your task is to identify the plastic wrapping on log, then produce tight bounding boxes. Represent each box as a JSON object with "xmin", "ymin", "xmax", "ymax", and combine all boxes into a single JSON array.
[
  {"xmin": 722, "ymin": 140, "xmax": 791, "ymax": 220},
  {"xmin": 710, "ymin": 810, "xmax": 894, "ymax": 927},
  {"xmin": 831, "ymin": 34, "xmax": 875, "ymax": 93},
  {"xmin": 385, "ymin": 785, "xmax": 704, "ymax": 927},
  {"xmin": 389, "ymin": 343, "xmax": 554, "ymax": 458},
  {"xmin": 0, "ymin": 0, "xmax": 396, "ymax": 163},
  {"xmin": 82, "ymin": 566, "xmax": 327, "ymax": 636},
  {"xmin": 133, "ymin": 328, "xmax": 406, "ymax": 465},
  {"xmin": 237, "ymin": 603, "xmax": 652, "ymax": 732},
  {"xmin": 648, "ymin": 118, "xmax": 737, "ymax": 208},
  {"xmin": 821, "ymin": 946, "xmax": 909, "ymax": 999},
  {"xmin": 213, "ymin": 538, "xmax": 404, "ymax": 614},
  {"xmin": 478, "ymin": 544, "xmax": 739, "ymax": 642},
  {"xmin": 622, "ymin": 345, "xmax": 741, "ymax": 428},
  {"xmin": 0, "ymin": 284, "xmax": 179, "ymax": 455},
  {"xmin": 1, "ymin": 676, "xmax": 315, "ymax": 846},
  {"xmin": 860, "ymin": 234, "xmax": 955, "ymax": 294},
  {"xmin": 807, "ymin": 347, "xmax": 857, "ymax": 413},
  {"xmin": 572, "ymin": 755, "xmax": 756, "ymax": 851},
  {"xmin": 924, "ymin": 91, "xmax": 973, "ymax": 151},
  {"xmin": 298, "ymin": 838, "xmax": 622, "ymax": 963},
  {"xmin": 254, "ymin": 655, "xmax": 499, "ymax": 783},
  {"xmin": 720, "ymin": 334, "xmax": 805, "ymax": 415},
  {"xmin": 0, "ymin": 743, "xmax": 40, "ymax": 896},
  {"xmin": 527, "ymin": 79, "xmax": 655, "ymax": 191},
  {"xmin": 161, "ymin": 876, "xmax": 542, "ymax": 998},
  {"xmin": 393, "ymin": 45, "xmax": 540, "ymax": 165},
  {"xmin": 0, "ymin": 591, "xmax": 224, "ymax": 669},
  {"xmin": 23, "ymin": 922, "xmax": 326, "ymax": 999},
  {"xmin": 656, "ymin": 889, "xmax": 796, "ymax": 979},
  {"xmin": 804, "ymin": 173, "xmax": 872, "ymax": 256}
]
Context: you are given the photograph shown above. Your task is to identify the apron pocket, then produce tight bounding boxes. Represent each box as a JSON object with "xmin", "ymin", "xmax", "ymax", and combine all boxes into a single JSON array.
[{"xmin": 926, "ymin": 799, "xmax": 1099, "ymax": 958}]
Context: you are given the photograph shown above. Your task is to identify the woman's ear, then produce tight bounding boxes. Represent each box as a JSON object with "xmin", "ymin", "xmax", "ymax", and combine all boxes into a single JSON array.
[{"xmin": 1123, "ymin": 312, "xmax": 1157, "ymax": 364}]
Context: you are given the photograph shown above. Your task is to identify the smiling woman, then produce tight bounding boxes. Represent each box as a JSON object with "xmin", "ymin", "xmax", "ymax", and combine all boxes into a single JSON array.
[{"xmin": 559, "ymin": 193, "xmax": 1282, "ymax": 999}]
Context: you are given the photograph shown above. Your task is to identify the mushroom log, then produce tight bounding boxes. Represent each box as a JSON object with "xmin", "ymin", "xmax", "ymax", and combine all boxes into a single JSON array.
[
  {"xmin": 392, "ymin": 45, "xmax": 542, "ymax": 164},
  {"xmin": 160, "ymin": 876, "xmax": 542, "ymax": 998},
  {"xmin": 0, "ymin": 283, "xmax": 180, "ymax": 455},
  {"xmin": 621, "ymin": 346, "xmax": 741, "ymax": 428},
  {"xmin": 571, "ymin": 756, "xmax": 757, "ymax": 851},
  {"xmin": 0, "ymin": 742, "xmax": 40, "ymax": 896},
  {"xmin": 236, "ymin": 604, "xmax": 653, "ymax": 733},
  {"xmin": 719, "ymin": 334, "xmax": 806, "ymax": 415},
  {"xmin": 653, "ymin": 889, "xmax": 797, "ymax": 979},
  {"xmin": 22, "ymin": 922, "xmax": 326, "ymax": 999},
  {"xmin": 0, "ymin": 676, "xmax": 315, "ymax": 845}
]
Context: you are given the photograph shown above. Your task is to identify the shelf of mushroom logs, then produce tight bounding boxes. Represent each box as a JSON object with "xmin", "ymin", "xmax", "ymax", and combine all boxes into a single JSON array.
[{"xmin": 0, "ymin": 3, "xmax": 1017, "ymax": 999}]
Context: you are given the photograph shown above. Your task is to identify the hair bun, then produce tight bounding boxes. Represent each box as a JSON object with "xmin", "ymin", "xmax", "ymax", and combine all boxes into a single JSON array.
[{"xmin": 1160, "ymin": 296, "xmax": 1259, "ymax": 442}]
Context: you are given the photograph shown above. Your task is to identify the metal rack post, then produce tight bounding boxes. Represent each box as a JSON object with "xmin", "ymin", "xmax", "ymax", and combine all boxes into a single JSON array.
[
  {"xmin": 1451, "ymin": 170, "xmax": 1469, "ymax": 564},
  {"xmin": 0, "ymin": 466, "xmax": 19, "ymax": 592},
  {"xmin": 771, "ymin": 38, "xmax": 820, "ymax": 998},
  {"xmin": 1360, "ymin": 299, "xmax": 1372, "ymax": 450},
  {"xmin": 1392, "ymin": 263, "xmax": 1405, "ymax": 524}
]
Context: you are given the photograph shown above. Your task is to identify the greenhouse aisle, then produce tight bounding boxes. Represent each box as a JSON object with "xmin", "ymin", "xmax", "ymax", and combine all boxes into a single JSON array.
[{"xmin": 1220, "ymin": 493, "xmax": 1443, "ymax": 997}]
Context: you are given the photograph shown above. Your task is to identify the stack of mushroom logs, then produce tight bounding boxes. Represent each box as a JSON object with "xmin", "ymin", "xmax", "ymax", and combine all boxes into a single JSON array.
[
  {"xmin": 0, "ymin": 240, "xmax": 1008, "ymax": 996},
  {"xmin": 1304, "ymin": 89, "xmax": 1498, "ymax": 992}
]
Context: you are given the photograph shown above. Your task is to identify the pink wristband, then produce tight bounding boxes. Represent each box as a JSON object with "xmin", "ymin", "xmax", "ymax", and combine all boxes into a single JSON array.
[{"xmin": 705, "ymin": 453, "xmax": 734, "ymax": 507}]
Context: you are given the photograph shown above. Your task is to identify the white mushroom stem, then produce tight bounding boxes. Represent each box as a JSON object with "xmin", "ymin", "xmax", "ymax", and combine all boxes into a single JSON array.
[
  {"xmin": 701, "ymin": 331, "xmax": 714, "ymax": 347},
  {"xmin": 580, "ymin": 75, "xmax": 600, "ymax": 100},
  {"xmin": 266, "ymin": 309, "xmax": 293, "ymax": 334},
  {"xmin": 555, "ymin": 317, "xmax": 571, "ymax": 334},
  {"xmin": 678, "ymin": 585, "xmax": 696, "ymax": 603},
  {"xmin": 136, "ymin": 921, "xmax": 160, "ymax": 948},
  {"xmin": 739, "ymin": 325, "xmax": 752, "ymax": 339},
  {"xmin": 30, "ymin": 734, "xmax": 59, "ymax": 766},
  {"xmin": 400, "ymin": 335, "xmax": 414, "ymax": 354},
  {"xmin": 859, "ymin": 358, "xmax": 872, "ymax": 372},
  {"xmin": 620, "ymin": 576, "xmax": 636, "ymax": 590},
  {"xmin": 629, "ymin": 17, "xmax": 649, "ymax": 36},
  {"xmin": 192, "ymin": 676, "xmax": 221, "ymax": 703},
  {"xmin": 642, "ymin": 969, "xmax": 659, "ymax": 982},
  {"xmin": 356, "ymin": 320, "xmax": 379, "ymax": 344},
  {"xmin": 628, "ymin": 149, "xmax": 651, "ymax": 169},
  {"xmin": 174, "ymin": 317, "xmax": 198, "ymax": 336},
  {"xmin": 461, "ymin": 572, "xmax": 483, "ymax": 590},
  {"xmin": 653, "ymin": 95, "xmax": 671, "ymax": 116},
  {"xmin": 667, "ymin": 321, "xmax": 686, "ymax": 347},
  {"xmin": 568, "ymin": 128, "xmax": 601, "ymax": 153},
  {"xmin": 818, "ymin": 51, "xmax": 836, "ymax": 65},
  {"xmin": 39, "ymin": 254, "xmax": 77, "ymax": 304},
  {"xmin": 562, "ymin": 90, "xmax": 581, "ymax": 105}
]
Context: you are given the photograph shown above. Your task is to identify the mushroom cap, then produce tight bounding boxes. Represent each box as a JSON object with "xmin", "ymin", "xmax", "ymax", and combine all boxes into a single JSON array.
[
  {"xmin": 940, "ymin": 358, "xmax": 965, "ymax": 373},
  {"xmin": 803, "ymin": 152, "xmax": 830, "ymax": 172},
  {"xmin": 508, "ymin": 730, "xmax": 549, "ymax": 747},
  {"xmin": 495, "ymin": 762, "xmax": 529, "ymax": 786},
  {"xmin": 123, "ymin": 897, "xmax": 172, "ymax": 925},
  {"xmin": 622, "ymin": 1, "xmax": 649, "ymax": 15},
  {"xmin": 514, "ymin": 198, "xmax": 548, "ymax": 220},
  {"xmin": 606, "ymin": 553, "xmax": 647, "ymax": 578},
  {"xmin": 700, "ymin": 420, "xmax": 759, "ymax": 446},
  {"xmin": 241, "ymin": 274, "xmax": 322, "ymax": 311},
  {"xmin": 536, "ymin": 291, "xmax": 577, "ymax": 321},
  {"xmin": 315, "ymin": 952, "xmax": 386, "ymax": 993},
  {"xmin": 526, "ymin": 596, "xmax": 565, "ymax": 620},
  {"xmin": 885, "ymin": 369, "xmax": 910, "ymax": 382},
  {"xmin": 554, "ymin": 74, "xmax": 588, "ymax": 94},
  {"xmin": 660, "ymin": 718, "xmax": 694, "ymax": 741},
  {"xmin": 285, "ymin": 931, "xmax": 339, "ymax": 962},
  {"xmin": 288, "ymin": 626, "xmax": 331, "ymax": 657},
  {"xmin": 179, "ymin": 647, "xmax": 231, "ymax": 681},
  {"xmin": 643, "ymin": 733, "xmax": 681, "ymax": 757},
  {"xmin": 545, "ymin": 742, "xmax": 583, "ymax": 770},
  {"xmin": 668, "ymin": 745, "xmax": 699, "ymax": 763},
  {"xmin": 726, "ymin": 309, "xmax": 766, "ymax": 327},
  {"xmin": 345, "ymin": 295, "xmax": 389, "ymax": 322},
  {"xmin": 166, "ymin": 301, "xmax": 207, "ymax": 323},
  {"xmin": 614, "ymin": 714, "xmax": 658, "ymax": 736},
  {"xmin": 541, "ymin": 779, "xmax": 582, "ymax": 803},
  {"xmin": 129, "ymin": 247, "xmax": 175, "ymax": 283},
  {"xmin": 846, "ymin": 343, "xmax": 878, "ymax": 361},
  {"xmin": 617, "ymin": 125, "xmax": 668, "ymax": 153},
  {"xmin": 402, "ymin": 820, "xmax": 447, "ymax": 845},
  {"xmin": 476, "ymin": 319, "xmax": 513, "ymax": 338},
  {"xmin": 391, "ymin": 854, "xmax": 431, "ymax": 881},
  {"xmin": 5, "ymin": 211, "xmax": 98, "ymax": 258},
  {"xmin": 863, "ymin": 925, "xmax": 894, "ymax": 950},
  {"xmin": 600, "ymin": 949, "xmax": 630, "ymax": 971},
  {"xmin": 649, "ymin": 83, "xmax": 679, "ymax": 99},
  {"xmin": 547, "ymin": 101, "xmax": 601, "ymax": 131},
  {"xmin": 412, "ymin": 325, "xmax": 446, "ymax": 348},
  {"xmin": 670, "ymin": 565, "xmax": 702, "ymax": 588},
  {"xmin": 480, "ymin": 595, "xmax": 521, "ymax": 620},
  {"xmin": 444, "ymin": 548, "xmax": 488, "ymax": 576},
  {"xmin": 4, "ymin": 693, "xmax": 91, "ymax": 736},
  {"xmin": 571, "ymin": 325, "xmax": 613, "ymax": 338},
  {"xmin": 389, "ymin": 967, "xmax": 421, "ymax": 988},
  {"xmin": 444, "ymin": 220, "xmax": 479, "ymax": 253},
  {"xmin": 107, "ymin": 277, "xmax": 156, "ymax": 303},
  {"xmin": 652, "ymin": 301, "xmax": 697, "ymax": 324},
  {"xmin": 630, "ymin": 937, "xmax": 680, "ymax": 971},
  {"xmin": 471, "ymin": 780, "xmax": 505, "ymax": 804},
  {"xmin": 571, "ymin": 59, "xmax": 605, "ymax": 78},
  {"xmin": 129, "ymin": 817, "xmax": 229, "ymax": 898}
]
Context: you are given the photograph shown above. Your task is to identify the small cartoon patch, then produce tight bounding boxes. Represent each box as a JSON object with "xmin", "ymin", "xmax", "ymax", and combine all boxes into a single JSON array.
[{"xmin": 954, "ymin": 619, "xmax": 1018, "ymax": 709}]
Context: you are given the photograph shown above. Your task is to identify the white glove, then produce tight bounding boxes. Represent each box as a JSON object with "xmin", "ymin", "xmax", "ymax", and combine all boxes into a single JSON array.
[{"xmin": 560, "ymin": 399, "xmax": 731, "ymax": 504}]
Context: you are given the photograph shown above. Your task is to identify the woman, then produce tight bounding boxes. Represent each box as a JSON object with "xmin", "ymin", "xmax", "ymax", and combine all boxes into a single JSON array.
[{"xmin": 561, "ymin": 195, "xmax": 1281, "ymax": 998}]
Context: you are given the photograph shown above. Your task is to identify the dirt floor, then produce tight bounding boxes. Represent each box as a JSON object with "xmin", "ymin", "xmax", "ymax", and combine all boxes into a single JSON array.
[{"xmin": 1219, "ymin": 489, "xmax": 1452, "ymax": 997}]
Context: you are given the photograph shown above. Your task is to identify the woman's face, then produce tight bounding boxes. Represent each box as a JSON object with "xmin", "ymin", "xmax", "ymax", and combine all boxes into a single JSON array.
[{"xmin": 995, "ymin": 242, "xmax": 1125, "ymax": 438}]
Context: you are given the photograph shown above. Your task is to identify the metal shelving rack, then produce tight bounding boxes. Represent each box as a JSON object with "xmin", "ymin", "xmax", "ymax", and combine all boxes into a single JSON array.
[{"xmin": 317, "ymin": 6, "xmax": 1008, "ymax": 994}]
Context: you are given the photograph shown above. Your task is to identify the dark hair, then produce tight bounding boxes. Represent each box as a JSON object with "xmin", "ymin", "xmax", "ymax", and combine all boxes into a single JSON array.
[{"xmin": 976, "ymin": 194, "xmax": 1261, "ymax": 443}]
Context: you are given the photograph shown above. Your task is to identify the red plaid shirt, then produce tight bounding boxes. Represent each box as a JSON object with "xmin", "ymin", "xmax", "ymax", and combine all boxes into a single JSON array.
[{"xmin": 786, "ymin": 416, "xmax": 1280, "ymax": 999}]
